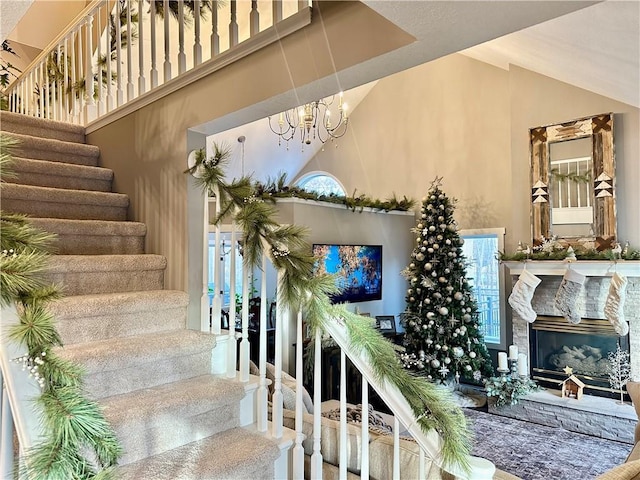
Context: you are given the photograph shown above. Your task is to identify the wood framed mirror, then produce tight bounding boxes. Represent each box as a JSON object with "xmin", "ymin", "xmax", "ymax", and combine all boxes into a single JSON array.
[{"xmin": 530, "ymin": 113, "xmax": 616, "ymax": 249}]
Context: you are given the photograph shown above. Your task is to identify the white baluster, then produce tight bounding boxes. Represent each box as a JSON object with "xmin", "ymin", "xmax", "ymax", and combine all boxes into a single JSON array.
[
  {"xmin": 105, "ymin": 7, "xmax": 113, "ymax": 112},
  {"xmin": 85, "ymin": 14, "xmax": 96, "ymax": 123},
  {"xmin": 70, "ymin": 30, "xmax": 78, "ymax": 121},
  {"xmin": 339, "ymin": 348, "xmax": 348, "ymax": 479},
  {"xmin": 256, "ymin": 252, "xmax": 268, "ymax": 429},
  {"xmin": 271, "ymin": 270, "xmax": 284, "ymax": 439},
  {"xmin": 272, "ymin": 0, "xmax": 282, "ymax": 23},
  {"xmin": 78, "ymin": 25, "xmax": 85, "ymax": 116},
  {"xmin": 138, "ymin": 0, "xmax": 146, "ymax": 94},
  {"xmin": 63, "ymin": 36, "xmax": 70, "ymax": 121},
  {"xmin": 229, "ymin": 1, "xmax": 238, "ymax": 48},
  {"xmin": 115, "ymin": 2, "xmax": 123, "ymax": 106},
  {"xmin": 239, "ymin": 262, "xmax": 250, "ymax": 382},
  {"xmin": 20, "ymin": 81, "xmax": 24, "ymax": 114},
  {"xmin": 178, "ymin": 0, "xmax": 186, "ymax": 74},
  {"xmin": 393, "ymin": 417, "xmax": 400, "ymax": 480},
  {"xmin": 45, "ymin": 57, "xmax": 52, "ymax": 118},
  {"xmin": 37, "ymin": 66, "xmax": 43, "ymax": 117},
  {"xmin": 150, "ymin": 0, "xmax": 158, "ymax": 88},
  {"xmin": 193, "ymin": 0, "xmax": 202, "ymax": 66},
  {"xmin": 361, "ymin": 378, "xmax": 370, "ymax": 479},
  {"xmin": 56, "ymin": 45, "xmax": 63, "ymax": 120},
  {"xmin": 126, "ymin": 1, "xmax": 134, "ymax": 100},
  {"xmin": 0, "ymin": 377, "xmax": 15, "ymax": 479},
  {"xmin": 51, "ymin": 52, "xmax": 57, "ymax": 120},
  {"xmin": 250, "ymin": 1, "xmax": 259, "ymax": 36},
  {"xmin": 419, "ymin": 448, "xmax": 426, "ymax": 479},
  {"xmin": 226, "ymin": 224, "xmax": 238, "ymax": 376},
  {"xmin": 163, "ymin": 0, "xmax": 172, "ymax": 81},
  {"xmin": 96, "ymin": 9, "xmax": 103, "ymax": 117},
  {"xmin": 211, "ymin": 190, "xmax": 222, "ymax": 335},
  {"xmin": 310, "ymin": 329, "xmax": 323, "ymax": 478},
  {"xmin": 211, "ymin": 1, "xmax": 219, "ymax": 56},
  {"xmin": 292, "ymin": 310, "xmax": 305, "ymax": 477}
]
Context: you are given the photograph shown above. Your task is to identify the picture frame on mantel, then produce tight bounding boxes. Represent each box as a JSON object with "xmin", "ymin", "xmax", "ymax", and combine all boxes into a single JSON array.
[
  {"xmin": 376, "ymin": 315, "xmax": 397, "ymax": 335},
  {"xmin": 529, "ymin": 112, "xmax": 617, "ymax": 250}
]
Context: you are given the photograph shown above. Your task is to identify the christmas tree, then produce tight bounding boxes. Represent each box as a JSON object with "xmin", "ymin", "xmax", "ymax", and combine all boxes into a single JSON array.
[{"xmin": 400, "ymin": 178, "xmax": 493, "ymax": 383}]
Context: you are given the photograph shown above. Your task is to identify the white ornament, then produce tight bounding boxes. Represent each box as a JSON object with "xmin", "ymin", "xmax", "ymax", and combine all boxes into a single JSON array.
[
  {"xmin": 439, "ymin": 307, "xmax": 449, "ymax": 315},
  {"xmin": 466, "ymin": 365, "xmax": 473, "ymax": 371},
  {"xmin": 453, "ymin": 347, "xmax": 464, "ymax": 358},
  {"xmin": 433, "ymin": 244, "xmax": 439, "ymax": 250},
  {"xmin": 446, "ymin": 239, "xmax": 451, "ymax": 245},
  {"xmin": 416, "ymin": 253, "xmax": 425, "ymax": 261},
  {"xmin": 444, "ymin": 357, "xmax": 451, "ymax": 364},
  {"xmin": 425, "ymin": 263, "xmax": 433, "ymax": 270},
  {"xmin": 431, "ymin": 359, "xmax": 440, "ymax": 368},
  {"xmin": 427, "ymin": 312, "xmax": 435, "ymax": 319},
  {"xmin": 438, "ymin": 216, "xmax": 444, "ymax": 222},
  {"xmin": 469, "ymin": 352, "xmax": 477, "ymax": 359},
  {"xmin": 439, "ymin": 276, "xmax": 447, "ymax": 283},
  {"xmin": 454, "ymin": 292, "xmax": 463, "ymax": 300},
  {"xmin": 429, "ymin": 226, "xmax": 436, "ymax": 232},
  {"xmin": 428, "ymin": 248, "xmax": 434, "ymax": 254}
]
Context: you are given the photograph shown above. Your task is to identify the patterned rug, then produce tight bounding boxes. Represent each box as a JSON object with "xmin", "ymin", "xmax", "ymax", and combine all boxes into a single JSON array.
[{"xmin": 464, "ymin": 408, "xmax": 632, "ymax": 480}]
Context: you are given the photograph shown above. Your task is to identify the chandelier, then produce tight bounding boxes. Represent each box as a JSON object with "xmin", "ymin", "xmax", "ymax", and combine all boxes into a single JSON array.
[{"xmin": 268, "ymin": 93, "xmax": 349, "ymax": 149}]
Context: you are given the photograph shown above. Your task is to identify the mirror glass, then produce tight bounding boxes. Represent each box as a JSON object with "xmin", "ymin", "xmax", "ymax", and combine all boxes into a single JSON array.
[
  {"xmin": 529, "ymin": 113, "xmax": 616, "ymax": 248},
  {"xmin": 548, "ymin": 137, "xmax": 593, "ymax": 238}
]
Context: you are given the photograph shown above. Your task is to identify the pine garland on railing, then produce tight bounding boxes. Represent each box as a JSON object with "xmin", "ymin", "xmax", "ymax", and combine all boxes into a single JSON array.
[
  {"xmin": 186, "ymin": 146, "xmax": 472, "ymax": 472},
  {"xmin": 1, "ymin": 133, "xmax": 121, "ymax": 479}
]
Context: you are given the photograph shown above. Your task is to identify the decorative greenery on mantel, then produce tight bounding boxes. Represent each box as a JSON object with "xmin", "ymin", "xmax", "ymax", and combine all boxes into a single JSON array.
[
  {"xmin": 187, "ymin": 146, "xmax": 472, "ymax": 472},
  {"xmin": 500, "ymin": 236, "xmax": 640, "ymax": 262},
  {"xmin": 1, "ymin": 133, "xmax": 121, "ymax": 479},
  {"xmin": 202, "ymin": 167, "xmax": 416, "ymax": 213}
]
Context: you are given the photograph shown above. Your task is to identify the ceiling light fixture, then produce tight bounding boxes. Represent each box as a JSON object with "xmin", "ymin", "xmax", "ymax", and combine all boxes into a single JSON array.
[{"xmin": 268, "ymin": 93, "xmax": 349, "ymax": 150}]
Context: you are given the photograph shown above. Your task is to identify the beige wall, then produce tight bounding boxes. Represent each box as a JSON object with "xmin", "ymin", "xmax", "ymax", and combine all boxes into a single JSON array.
[
  {"xmin": 296, "ymin": 54, "xmax": 513, "ymax": 237},
  {"xmin": 296, "ymin": 54, "xmax": 640, "ymax": 253}
]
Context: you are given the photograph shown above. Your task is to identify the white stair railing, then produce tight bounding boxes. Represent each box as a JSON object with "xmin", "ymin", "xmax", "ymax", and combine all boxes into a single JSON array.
[{"xmin": 6, "ymin": 0, "xmax": 311, "ymax": 127}]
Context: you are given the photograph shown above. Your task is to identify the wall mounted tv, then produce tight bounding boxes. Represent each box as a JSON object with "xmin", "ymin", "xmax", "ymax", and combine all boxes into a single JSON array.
[{"xmin": 312, "ymin": 244, "xmax": 382, "ymax": 304}]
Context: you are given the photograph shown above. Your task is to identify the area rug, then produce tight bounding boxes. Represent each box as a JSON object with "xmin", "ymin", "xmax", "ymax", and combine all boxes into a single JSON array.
[{"xmin": 464, "ymin": 408, "xmax": 632, "ymax": 480}]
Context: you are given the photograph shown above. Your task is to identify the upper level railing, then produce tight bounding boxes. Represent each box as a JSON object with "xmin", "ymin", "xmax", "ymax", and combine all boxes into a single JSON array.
[{"xmin": 5, "ymin": 0, "xmax": 310, "ymax": 127}]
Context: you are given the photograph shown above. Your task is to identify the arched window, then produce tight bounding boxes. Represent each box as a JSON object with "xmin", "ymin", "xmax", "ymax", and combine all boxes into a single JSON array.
[{"xmin": 297, "ymin": 172, "xmax": 346, "ymax": 196}]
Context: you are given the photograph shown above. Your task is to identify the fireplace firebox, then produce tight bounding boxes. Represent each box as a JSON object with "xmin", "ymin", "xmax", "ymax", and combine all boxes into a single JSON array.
[{"xmin": 530, "ymin": 316, "xmax": 629, "ymax": 399}]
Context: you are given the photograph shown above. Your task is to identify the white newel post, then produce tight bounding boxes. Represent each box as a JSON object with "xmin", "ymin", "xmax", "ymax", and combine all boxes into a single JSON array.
[
  {"xmin": 292, "ymin": 310, "xmax": 305, "ymax": 477},
  {"xmin": 226, "ymin": 223, "xmax": 238, "ymax": 378},
  {"xmin": 256, "ymin": 253, "xmax": 268, "ymax": 430},
  {"xmin": 201, "ymin": 193, "xmax": 210, "ymax": 333},
  {"xmin": 393, "ymin": 417, "xmax": 400, "ymax": 480}
]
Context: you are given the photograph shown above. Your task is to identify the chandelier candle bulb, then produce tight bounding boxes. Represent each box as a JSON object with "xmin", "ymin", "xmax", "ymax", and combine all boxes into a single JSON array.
[
  {"xmin": 518, "ymin": 353, "xmax": 528, "ymax": 376},
  {"xmin": 498, "ymin": 352, "xmax": 508, "ymax": 370},
  {"xmin": 508, "ymin": 344, "xmax": 518, "ymax": 360}
]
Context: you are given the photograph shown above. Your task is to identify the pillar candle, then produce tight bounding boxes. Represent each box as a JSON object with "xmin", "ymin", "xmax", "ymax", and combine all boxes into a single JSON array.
[
  {"xmin": 518, "ymin": 353, "xmax": 528, "ymax": 376},
  {"xmin": 498, "ymin": 352, "xmax": 508, "ymax": 370},
  {"xmin": 508, "ymin": 344, "xmax": 518, "ymax": 360}
]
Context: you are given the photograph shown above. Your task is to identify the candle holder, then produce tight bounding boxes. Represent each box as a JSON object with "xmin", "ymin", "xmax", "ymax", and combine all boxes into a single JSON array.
[
  {"xmin": 509, "ymin": 358, "xmax": 519, "ymax": 379},
  {"xmin": 497, "ymin": 367, "xmax": 510, "ymax": 377}
]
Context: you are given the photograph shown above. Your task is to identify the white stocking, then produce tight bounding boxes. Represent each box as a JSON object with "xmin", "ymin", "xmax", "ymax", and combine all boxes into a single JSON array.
[
  {"xmin": 554, "ymin": 269, "xmax": 585, "ymax": 324},
  {"xmin": 508, "ymin": 269, "xmax": 541, "ymax": 323},
  {"xmin": 604, "ymin": 272, "xmax": 628, "ymax": 336}
]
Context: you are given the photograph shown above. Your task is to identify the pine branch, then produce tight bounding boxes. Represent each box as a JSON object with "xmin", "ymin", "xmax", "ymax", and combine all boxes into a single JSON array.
[
  {"xmin": 0, "ymin": 250, "xmax": 51, "ymax": 306},
  {"xmin": 9, "ymin": 302, "xmax": 62, "ymax": 350}
]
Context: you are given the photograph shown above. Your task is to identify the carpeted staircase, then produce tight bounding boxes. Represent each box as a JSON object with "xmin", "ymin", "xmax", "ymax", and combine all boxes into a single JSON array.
[{"xmin": 0, "ymin": 111, "xmax": 281, "ymax": 479}]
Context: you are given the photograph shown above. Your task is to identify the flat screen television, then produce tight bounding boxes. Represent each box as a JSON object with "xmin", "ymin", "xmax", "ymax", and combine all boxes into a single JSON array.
[{"xmin": 312, "ymin": 244, "xmax": 382, "ymax": 304}]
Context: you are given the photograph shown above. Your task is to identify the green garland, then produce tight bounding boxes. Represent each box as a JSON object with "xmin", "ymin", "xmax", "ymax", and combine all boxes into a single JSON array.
[
  {"xmin": 1, "ymin": 133, "xmax": 121, "ymax": 479},
  {"xmin": 500, "ymin": 247, "xmax": 640, "ymax": 262},
  {"xmin": 187, "ymin": 146, "xmax": 472, "ymax": 472}
]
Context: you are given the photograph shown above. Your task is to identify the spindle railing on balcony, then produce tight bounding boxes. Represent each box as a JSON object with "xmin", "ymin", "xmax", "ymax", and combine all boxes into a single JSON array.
[{"xmin": 6, "ymin": 0, "xmax": 310, "ymax": 127}]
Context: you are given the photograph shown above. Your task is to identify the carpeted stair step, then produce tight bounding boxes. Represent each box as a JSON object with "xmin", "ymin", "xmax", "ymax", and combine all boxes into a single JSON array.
[
  {"xmin": 116, "ymin": 427, "xmax": 280, "ymax": 480},
  {"xmin": 103, "ymin": 375, "xmax": 246, "ymax": 465},
  {"xmin": 57, "ymin": 329, "xmax": 217, "ymax": 399},
  {"xmin": 50, "ymin": 290, "xmax": 188, "ymax": 345},
  {"xmin": 0, "ymin": 111, "xmax": 85, "ymax": 143},
  {"xmin": 7, "ymin": 157, "xmax": 113, "ymax": 192},
  {"xmin": 44, "ymin": 254, "xmax": 166, "ymax": 295},
  {"xmin": 4, "ymin": 132, "xmax": 99, "ymax": 166},
  {"xmin": 0, "ymin": 183, "xmax": 128, "ymax": 221},
  {"xmin": 29, "ymin": 218, "xmax": 145, "ymax": 255}
]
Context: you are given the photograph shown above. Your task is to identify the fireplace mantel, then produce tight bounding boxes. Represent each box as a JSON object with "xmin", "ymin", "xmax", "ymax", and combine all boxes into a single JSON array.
[{"xmin": 503, "ymin": 260, "xmax": 640, "ymax": 277}]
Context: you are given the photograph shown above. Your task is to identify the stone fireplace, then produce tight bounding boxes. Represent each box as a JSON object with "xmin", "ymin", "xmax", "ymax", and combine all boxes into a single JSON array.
[
  {"xmin": 493, "ymin": 261, "xmax": 640, "ymax": 443},
  {"xmin": 505, "ymin": 261, "xmax": 640, "ymax": 386}
]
